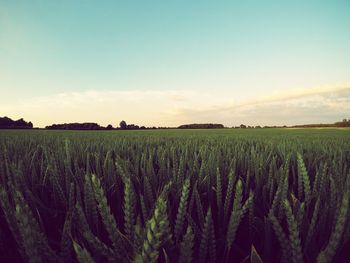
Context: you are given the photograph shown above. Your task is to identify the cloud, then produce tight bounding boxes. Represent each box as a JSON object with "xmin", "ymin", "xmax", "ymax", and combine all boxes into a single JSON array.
[
  {"xmin": 1, "ymin": 83, "xmax": 350, "ymax": 127},
  {"xmin": 174, "ymin": 83, "xmax": 350, "ymax": 126}
]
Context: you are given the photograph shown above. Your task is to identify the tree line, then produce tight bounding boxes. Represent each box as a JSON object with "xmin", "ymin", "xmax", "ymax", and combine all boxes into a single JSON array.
[
  {"xmin": 45, "ymin": 121, "xmax": 154, "ymax": 130},
  {"xmin": 178, "ymin": 123, "xmax": 224, "ymax": 129},
  {"xmin": 291, "ymin": 119, "xmax": 350, "ymax": 128},
  {"xmin": 45, "ymin": 121, "xmax": 226, "ymax": 130},
  {"xmin": 2, "ymin": 116, "xmax": 350, "ymax": 130},
  {"xmin": 0, "ymin": 116, "xmax": 33, "ymax": 129}
]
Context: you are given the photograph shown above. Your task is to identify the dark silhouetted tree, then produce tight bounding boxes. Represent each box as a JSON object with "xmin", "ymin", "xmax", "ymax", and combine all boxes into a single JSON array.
[
  {"xmin": 45, "ymin": 122, "xmax": 103, "ymax": 130},
  {"xmin": 0, "ymin": 116, "xmax": 33, "ymax": 129},
  {"xmin": 120, "ymin": 120, "xmax": 127, "ymax": 129},
  {"xmin": 178, "ymin": 123, "xmax": 224, "ymax": 129}
]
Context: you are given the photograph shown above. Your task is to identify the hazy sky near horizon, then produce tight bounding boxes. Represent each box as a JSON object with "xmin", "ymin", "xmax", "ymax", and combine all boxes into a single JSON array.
[{"xmin": 1, "ymin": 0, "xmax": 350, "ymax": 127}]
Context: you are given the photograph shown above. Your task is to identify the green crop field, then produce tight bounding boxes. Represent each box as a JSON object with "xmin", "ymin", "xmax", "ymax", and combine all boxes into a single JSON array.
[{"xmin": 0, "ymin": 128, "xmax": 350, "ymax": 263}]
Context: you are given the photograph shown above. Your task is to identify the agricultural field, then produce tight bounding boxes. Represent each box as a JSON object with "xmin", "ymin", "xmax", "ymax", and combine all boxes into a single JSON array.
[{"xmin": 0, "ymin": 128, "xmax": 350, "ymax": 263}]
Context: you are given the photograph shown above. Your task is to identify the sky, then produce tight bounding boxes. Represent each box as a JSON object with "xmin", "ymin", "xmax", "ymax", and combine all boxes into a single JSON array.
[{"xmin": 1, "ymin": 0, "xmax": 350, "ymax": 127}]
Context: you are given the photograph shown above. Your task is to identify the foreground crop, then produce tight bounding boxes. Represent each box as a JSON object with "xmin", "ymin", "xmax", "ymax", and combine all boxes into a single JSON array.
[{"xmin": 0, "ymin": 129, "xmax": 349, "ymax": 262}]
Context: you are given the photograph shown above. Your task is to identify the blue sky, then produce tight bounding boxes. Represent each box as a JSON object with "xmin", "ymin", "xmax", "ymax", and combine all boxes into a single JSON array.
[{"xmin": 1, "ymin": 1, "xmax": 350, "ymax": 127}]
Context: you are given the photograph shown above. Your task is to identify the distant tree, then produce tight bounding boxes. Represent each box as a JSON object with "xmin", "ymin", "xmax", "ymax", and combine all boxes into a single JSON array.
[
  {"xmin": 334, "ymin": 119, "xmax": 350, "ymax": 127},
  {"xmin": 119, "ymin": 120, "xmax": 127, "ymax": 129},
  {"xmin": 106, "ymin": 124, "xmax": 113, "ymax": 130},
  {"xmin": 240, "ymin": 124, "xmax": 246, "ymax": 129},
  {"xmin": 126, "ymin": 124, "xmax": 140, "ymax": 129}
]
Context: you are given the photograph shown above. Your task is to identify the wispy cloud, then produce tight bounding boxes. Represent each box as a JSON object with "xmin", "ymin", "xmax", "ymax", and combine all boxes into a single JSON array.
[
  {"xmin": 1, "ymin": 83, "xmax": 349, "ymax": 127},
  {"xmin": 174, "ymin": 83, "xmax": 350, "ymax": 126}
]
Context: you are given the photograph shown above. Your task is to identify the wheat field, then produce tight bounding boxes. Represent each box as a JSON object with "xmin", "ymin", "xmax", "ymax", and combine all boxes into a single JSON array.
[{"xmin": 0, "ymin": 128, "xmax": 349, "ymax": 262}]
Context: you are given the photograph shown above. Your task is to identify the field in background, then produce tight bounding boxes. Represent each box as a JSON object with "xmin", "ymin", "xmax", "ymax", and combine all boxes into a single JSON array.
[
  {"xmin": 0, "ymin": 128, "xmax": 349, "ymax": 262},
  {"xmin": 2, "ymin": 127, "xmax": 350, "ymax": 138}
]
